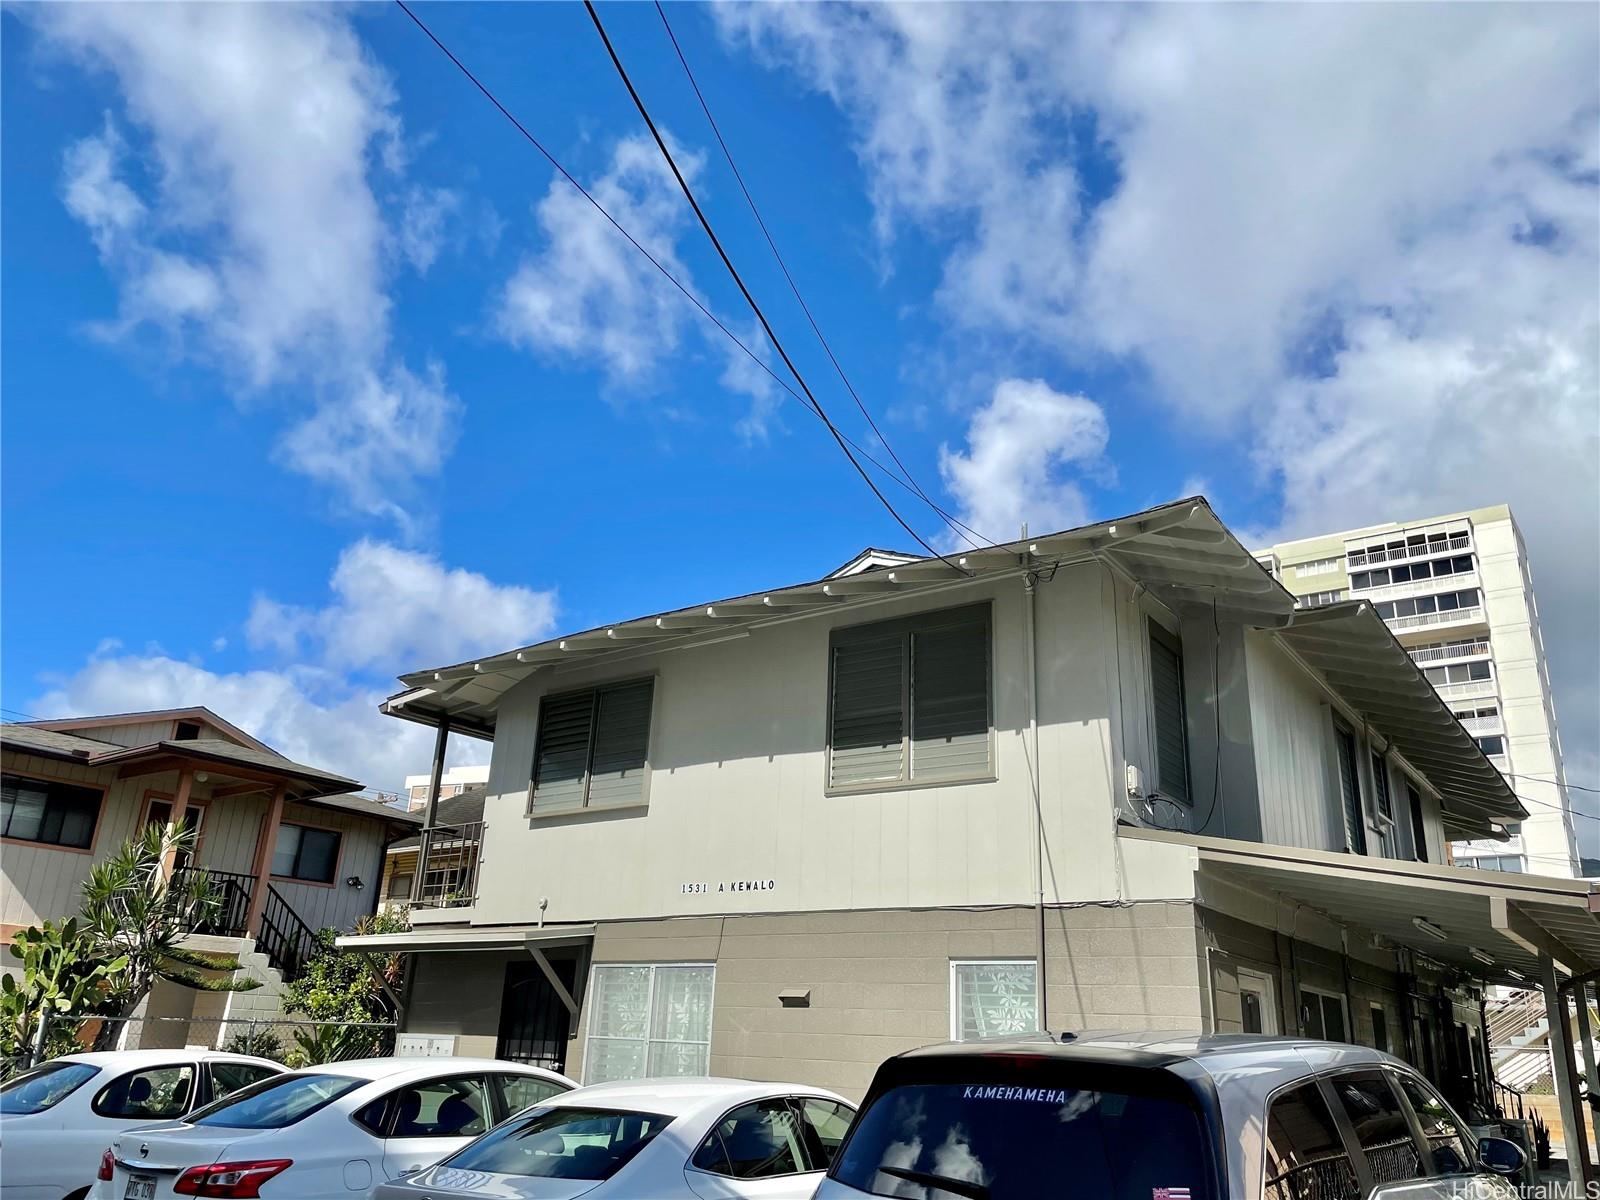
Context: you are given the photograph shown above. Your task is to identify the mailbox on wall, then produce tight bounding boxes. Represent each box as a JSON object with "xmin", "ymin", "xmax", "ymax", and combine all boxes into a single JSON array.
[{"xmin": 395, "ymin": 1033, "xmax": 458, "ymax": 1057}]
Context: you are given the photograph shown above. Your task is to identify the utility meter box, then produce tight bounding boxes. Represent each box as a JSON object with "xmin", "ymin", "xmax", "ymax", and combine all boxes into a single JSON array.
[{"xmin": 395, "ymin": 1033, "xmax": 457, "ymax": 1058}]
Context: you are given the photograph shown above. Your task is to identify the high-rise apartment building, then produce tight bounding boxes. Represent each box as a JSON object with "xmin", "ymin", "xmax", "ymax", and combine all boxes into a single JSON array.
[{"xmin": 1259, "ymin": 504, "xmax": 1578, "ymax": 876}]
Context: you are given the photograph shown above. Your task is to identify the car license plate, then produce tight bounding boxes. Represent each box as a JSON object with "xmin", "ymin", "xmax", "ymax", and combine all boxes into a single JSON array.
[{"xmin": 124, "ymin": 1175, "xmax": 156, "ymax": 1200}]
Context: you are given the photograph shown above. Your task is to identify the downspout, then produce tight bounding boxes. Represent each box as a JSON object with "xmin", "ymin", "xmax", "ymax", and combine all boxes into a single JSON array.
[{"xmin": 1023, "ymin": 569, "xmax": 1047, "ymax": 1031}]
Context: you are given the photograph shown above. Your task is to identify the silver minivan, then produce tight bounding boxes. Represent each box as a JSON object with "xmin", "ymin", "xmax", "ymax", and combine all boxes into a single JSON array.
[{"xmin": 817, "ymin": 1031, "xmax": 1525, "ymax": 1200}]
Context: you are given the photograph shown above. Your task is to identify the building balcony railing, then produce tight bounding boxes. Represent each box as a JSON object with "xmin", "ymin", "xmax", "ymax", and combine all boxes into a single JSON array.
[
  {"xmin": 1486, "ymin": 753, "xmax": 1510, "ymax": 772},
  {"xmin": 413, "ymin": 821, "xmax": 484, "ymax": 909},
  {"xmin": 1409, "ymin": 640, "xmax": 1491, "ymax": 664},
  {"xmin": 1433, "ymin": 679, "xmax": 1498, "ymax": 703},
  {"xmin": 1458, "ymin": 714, "xmax": 1505, "ymax": 737},
  {"xmin": 1346, "ymin": 534, "xmax": 1472, "ymax": 569},
  {"xmin": 1388, "ymin": 606, "xmax": 1487, "ymax": 633},
  {"xmin": 1351, "ymin": 571, "xmax": 1479, "ymax": 603},
  {"xmin": 173, "ymin": 866, "xmax": 258, "ymax": 939}
]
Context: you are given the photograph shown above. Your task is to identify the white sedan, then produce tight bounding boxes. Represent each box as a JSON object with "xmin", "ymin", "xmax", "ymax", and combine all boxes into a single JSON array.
[
  {"xmin": 91, "ymin": 1057, "xmax": 574, "ymax": 1200},
  {"xmin": 372, "ymin": 1078, "xmax": 856, "ymax": 1200},
  {"xmin": 0, "ymin": 1049, "xmax": 283, "ymax": 1200}
]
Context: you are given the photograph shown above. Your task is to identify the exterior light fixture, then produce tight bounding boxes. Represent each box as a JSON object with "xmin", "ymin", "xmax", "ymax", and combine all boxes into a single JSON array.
[
  {"xmin": 345, "ymin": 875, "xmax": 365, "ymax": 890},
  {"xmin": 1412, "ymin": 916, "xmax": 1448, "ymax": 942},
  {"xmin": 1469, "ymin": 947, "xmax": 1495, "ymax": 966}
]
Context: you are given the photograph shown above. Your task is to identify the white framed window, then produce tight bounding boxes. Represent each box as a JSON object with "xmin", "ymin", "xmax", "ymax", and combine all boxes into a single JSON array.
[
  {"xmin": 1237, "ymin": 968, "xmax": 1279, "ymax": 1035},
  {"xmin": 584, "ymin": 963, "xmax": 714, "ymax": 1083},
  {"xmin": 1298, "ymin": 985, "xmax": 1349, "ymax": 1041},
  {"xmin": 1295, "ymin": 558, "xmax": 1340, "ymax": 578},
  {"xmin": 950, "ymin": 960, "xmax": 1038, "ymax": 1041}
]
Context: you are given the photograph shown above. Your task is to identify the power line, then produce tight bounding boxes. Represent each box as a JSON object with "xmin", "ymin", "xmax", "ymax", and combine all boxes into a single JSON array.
[
  {"xmin": 581, "ymin": 0, "xmax": 966, "ymax": 570},
  {"xmin": 393, "ymin": 0, "xmax": 973, "ymax": 564},
  {"xmin": 650, "ymin": 1, "xmax": 991, "ymax": 553},
  {"xmin": 1504, "ymin": 771, "xmax": 1600, "ymax": 796}
]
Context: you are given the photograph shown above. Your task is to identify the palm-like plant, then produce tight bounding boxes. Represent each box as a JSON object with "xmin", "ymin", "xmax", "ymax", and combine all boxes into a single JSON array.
[{"xmin": 79, "ymin": 824, "xmax": 259, "ymax": 1034}]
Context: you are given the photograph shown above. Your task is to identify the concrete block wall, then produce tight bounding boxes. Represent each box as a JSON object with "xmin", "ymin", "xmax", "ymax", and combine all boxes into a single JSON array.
[{"xmin": 563, "ymin": 901, "xmax": 1204, "ymax": 1099}]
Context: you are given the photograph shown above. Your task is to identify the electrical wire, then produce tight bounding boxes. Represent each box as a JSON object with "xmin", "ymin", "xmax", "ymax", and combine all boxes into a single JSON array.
[
  {"xmin": 581, "ymin": 0, "xmax": 968, "ymax": 570},
  {"xmin": 650, "ymin": 1, "xmax": 993, "ymax": 554},
  {"xmin": 392, "ymin": 0, "xmax": 970, "ymax": 563},
  {"xmin": 1504, "ymin": 772, "xmax": 1600, "ymax": 795}
]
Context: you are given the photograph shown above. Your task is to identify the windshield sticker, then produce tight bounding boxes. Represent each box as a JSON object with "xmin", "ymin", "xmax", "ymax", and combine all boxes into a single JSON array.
[{"xmin": 961, "ymin": 1086, "xmax": 1070, "ymax": 1103}]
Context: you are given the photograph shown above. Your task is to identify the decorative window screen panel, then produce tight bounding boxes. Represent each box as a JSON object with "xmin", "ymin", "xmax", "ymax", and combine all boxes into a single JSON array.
[
  {"xmin": 828, "ymin": 605, "xmax": 991, "ymax": 790},
  {"xmin": 952, "ymin": 960, "xmax": 1038, "ymax": 1041},
  {"xmin": 1148, "ymin": 622, "xmax": 1191, "ymax": 804},
  {"xmin": 585, "ymin": 964, "xmax": 713, "ymax": 1084},
  {"xmin": 531, "ymin": 679, "xmax": 654, "ymax": 812}
]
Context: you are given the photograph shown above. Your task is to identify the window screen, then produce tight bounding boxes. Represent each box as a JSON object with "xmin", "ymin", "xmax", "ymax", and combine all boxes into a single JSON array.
[
  {"xmin": 1264, "ymin": 1082, "xmax": 1359, "ymax": 1200},
  {"xmin": 952, "ymin": 960, "xmax": 1038, "ymax": 1040},
  {"xmin": 530, "ymin": 679, "xmax": 654, "ymax": 812},
  {"xmin": 1, "ymin": 774, "xmax": 102, "ymax": 849},
  {"xmin": 1148, "ymin": 621, "xmax": 1191, "ymax": 804},
  {"xmin": 1370, "ymin": 755, "xmax": 1393, "ymax": 821},
  {"xmin": 1328, "ymin": 1072, "xmax": 1423, "ymax": 1187},
  {"xmin": 585, "ymin": 964, "xmax": 713, "ymax": 1083},
  {"xmin": 271, "ymin": 823, "xmax": 341, "ymax": 883},
  {"xmin": 1301, "ymin": 991, "xmax": 1347, "ymax": 1042},
  {"xmin": 828, "ymin": 605, "xmax": 991, "ymax": 790}
]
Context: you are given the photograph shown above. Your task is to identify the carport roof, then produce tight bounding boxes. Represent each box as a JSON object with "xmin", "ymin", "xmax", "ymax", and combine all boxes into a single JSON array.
[{"xmin": 1125, "ymin": 825, "xmax": 1600, "ymax": 985}]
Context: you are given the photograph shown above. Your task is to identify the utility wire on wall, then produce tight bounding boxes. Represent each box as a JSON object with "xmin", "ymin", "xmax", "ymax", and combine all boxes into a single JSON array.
[{"xmin": 393, "ymin": 0, "xmax": 971, "ymax": 563}]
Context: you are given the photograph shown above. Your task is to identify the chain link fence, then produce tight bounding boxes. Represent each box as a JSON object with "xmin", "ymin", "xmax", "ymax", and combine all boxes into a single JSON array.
[{"xmin": 8, "ymin": 1013, "xmax": 397, "ymax": 1078}]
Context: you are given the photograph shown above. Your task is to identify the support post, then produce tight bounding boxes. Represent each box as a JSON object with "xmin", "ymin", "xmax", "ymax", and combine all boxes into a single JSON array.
[
  {"xmin": 160, "ymin": 767, "xmax": 195, "ymax": 879},
  {"xmin": 1542, "ymin": 951, "xmax": 1591, "ymax": 1186},
  {"xmin": 1579, "ymin": 980, "xmax": 1600, "ymax": 1164},
  {"xmin": 246, "ymin": 785, "xmax": 287, "ymax": 936},
  {"xmin": 411, "ymin": 718, "xmax": 450, "ymax": 903},
  {"xmin": 528, "ymin": 946, "xmax": 580, "ymax": 1017}
]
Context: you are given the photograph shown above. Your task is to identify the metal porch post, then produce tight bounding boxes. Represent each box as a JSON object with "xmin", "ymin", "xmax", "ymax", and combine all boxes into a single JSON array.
[
  {"xmin": 1542, "ymin": 951, "xmax": 1591, "ymax": 1186},
  {"xmin": 411, "ymin": 718, "xmax": 449, "ymax": 903}
]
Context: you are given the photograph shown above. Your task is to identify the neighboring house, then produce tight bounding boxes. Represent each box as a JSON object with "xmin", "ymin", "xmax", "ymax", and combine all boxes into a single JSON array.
[
  {"xmin": 342, "ymin": 498, "xmax": 1600, "ymax": 1168},
  {"xmin": 402, "ymin": 764, "xmax": 489, "ymax": 811},
  {"xmin": 1259, "ymin": 505, "xmax": 1579, "ymax": 877},
  {"xmin": 1, "ymin": 707, "xmax": 420, "ymax": 1044},
  {"xmin": 380, "ymin": 784, "xmax": 486, "ymax": 909}
]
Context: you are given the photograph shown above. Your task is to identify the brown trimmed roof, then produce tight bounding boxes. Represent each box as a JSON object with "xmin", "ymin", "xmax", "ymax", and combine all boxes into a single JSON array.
[{"xmin": 25, "ymin": 706, "xmax": 272, "ymax": 753}]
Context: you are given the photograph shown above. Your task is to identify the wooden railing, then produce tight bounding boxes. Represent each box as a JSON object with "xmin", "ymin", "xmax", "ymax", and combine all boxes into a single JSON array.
[{"xmin": 256, "ymin": 884, "xmax": 320, "ymax": 982}]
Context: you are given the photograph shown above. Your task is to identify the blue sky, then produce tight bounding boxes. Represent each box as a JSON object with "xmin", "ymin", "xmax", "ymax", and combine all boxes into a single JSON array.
[{"xmin": 3, "ymin": 4, "xmax": 1596, "ymax": 851}]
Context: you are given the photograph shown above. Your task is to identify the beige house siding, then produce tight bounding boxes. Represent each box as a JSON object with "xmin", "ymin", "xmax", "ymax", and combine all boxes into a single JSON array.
[
  {"xmin": 3, "ymin": 749, "xmax": 386, "ymax": 938},
  {"xmin": 270, "ymin": 801, "xmax": 387, "ymax": 932}
]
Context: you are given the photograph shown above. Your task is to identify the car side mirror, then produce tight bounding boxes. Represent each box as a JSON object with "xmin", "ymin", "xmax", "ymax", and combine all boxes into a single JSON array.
[{"xmin": 1478, "ymin": 1135, "xmax": 1525, "ymax": 1177}]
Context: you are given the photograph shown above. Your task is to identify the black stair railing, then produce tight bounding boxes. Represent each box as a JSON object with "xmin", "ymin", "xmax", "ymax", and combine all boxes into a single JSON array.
[
  {"xmin": 174, "ymin": 867, "xmax": 257, "ymax": 938},
  {"xmin": 256, "ymin": 884, "xmax": 321, "ymax": 983}
]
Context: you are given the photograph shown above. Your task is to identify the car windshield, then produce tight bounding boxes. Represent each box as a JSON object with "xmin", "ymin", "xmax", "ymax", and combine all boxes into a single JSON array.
[
  {"xmin": 441, "ymin": 1106, "xmax": 672, "ymax": 1180},
  {"xmin": 0, "ymin": 1060, "xmax": 100, "ymax": 1114},
  {"xmin": 832, "ymin": 1072, "xmax": 1216, "ymax": 1200},
  {"xmin": 189, "ymin": 1072, "xmax": 363, "ymax": 1129}
]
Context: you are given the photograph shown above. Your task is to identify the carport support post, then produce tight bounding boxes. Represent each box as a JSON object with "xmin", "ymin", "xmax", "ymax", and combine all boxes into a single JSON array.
[
  {"xmin": 411, "ymin": 717, "xmax": 450, "ymax": 903},
  {"xmin": 1542, "ymin": 951, "xmax": 1591, "ymax": 1186}
]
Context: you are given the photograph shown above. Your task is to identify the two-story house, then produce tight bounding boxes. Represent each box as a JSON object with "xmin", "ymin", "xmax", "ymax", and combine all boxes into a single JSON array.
[
  {"xmin": 342, "ymin": 498, "xmax": 1600, "ymax": 1166},
  {"xmin": 2, "ymin": 706, "xmax": 419, "ymax": 1045}
]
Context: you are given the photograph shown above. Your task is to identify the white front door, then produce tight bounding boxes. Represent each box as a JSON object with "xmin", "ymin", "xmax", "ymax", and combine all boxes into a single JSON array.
[{"xmin": 1238, "ymin": 968, "xmax": 1280, "ymax": 1035}]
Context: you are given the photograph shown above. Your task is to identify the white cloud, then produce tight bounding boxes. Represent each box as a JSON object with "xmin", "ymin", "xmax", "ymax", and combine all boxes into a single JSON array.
[
  {"xmin": 32, "ymin": 651, "xmax": 450, "ymax": 798},
  {"xmin": 939, "ymin": 379, "xmax": 1108, "ymax": 544},
  {"xmin": 496, "ymin": 133, "xmax": 776, "ymax": 429},
  {"xmin": 246, "ymin": 539, "xmax": 558, "ymax": 672},
  {"xmin": 34, "ymin": 541, "xmax": 556, "ymax": 793},
  {"xmin": 396, "ymin": 184, "xmax": 462, "ymax": 275},
  {"xmin": 724, "ymin": 1, "xmax": 1600, "ymax": 810},
  {"xmin": 32, "ymin": 3, "xmax": 458, "ymax": 519}
]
